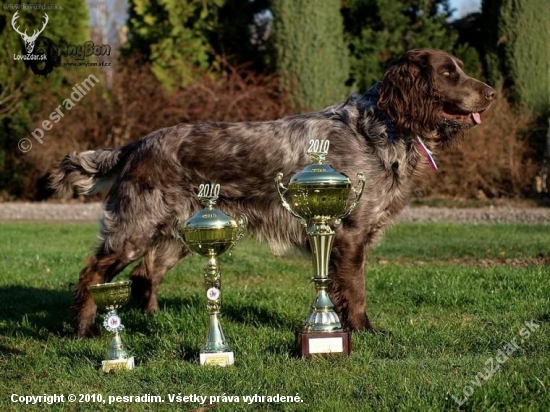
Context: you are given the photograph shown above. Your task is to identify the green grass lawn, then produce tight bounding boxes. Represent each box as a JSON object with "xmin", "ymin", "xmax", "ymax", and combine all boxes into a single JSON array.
[{"xmin": 0, "ymin": 222, "xmax": 548, "ymax": 411}]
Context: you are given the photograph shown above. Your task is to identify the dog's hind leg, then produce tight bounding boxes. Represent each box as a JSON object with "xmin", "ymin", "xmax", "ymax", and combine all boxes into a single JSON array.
[
  {"xmin": 130, "ymin": 238, "xmax": 187, "ymax": 314},
  {"xmin": 74, "ymin": 246, "xmax": 146, "ymax": 338},
  {"xmin": 74, "ymin": 204, "xmax": 160, "ymax": 337}
]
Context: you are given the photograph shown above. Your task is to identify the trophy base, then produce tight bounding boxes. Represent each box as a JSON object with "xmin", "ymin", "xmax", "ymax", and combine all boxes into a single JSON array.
[
  {"xmin": 200, "ymin": 352, "xmax": 234, "ymax": 367},
  {"xmin": 102, "ymin": 357, "xmax": 135, "ymax": 372},
  {"xmin": 297, "ymin": 331, "xmax": 351, "ymax": 359}
]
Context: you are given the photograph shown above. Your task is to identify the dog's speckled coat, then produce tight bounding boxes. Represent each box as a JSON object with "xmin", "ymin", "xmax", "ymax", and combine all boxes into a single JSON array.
[{"xmin": 50, "ymin": 49, "xmax": 495, "ymax": 337}]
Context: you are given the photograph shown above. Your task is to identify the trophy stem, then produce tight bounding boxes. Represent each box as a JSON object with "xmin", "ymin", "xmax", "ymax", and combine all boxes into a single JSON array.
[
  {"xmin": 203, "ymin": 313, "xmax": 230, "ymax": 353},
  {"xmin": 303, "ymin": 222, "xmax": 343, "ymax": 333},
  {"xmin": 204, "ymin": 256, "xmax": 221, "ymax": 314},
  {"xmin": 201, "ymin": 255, "xmax": 232, "ymax": 356},
  {"xmin": 107, "ymin": 330, "xmax": 128, "ymax": 360}
]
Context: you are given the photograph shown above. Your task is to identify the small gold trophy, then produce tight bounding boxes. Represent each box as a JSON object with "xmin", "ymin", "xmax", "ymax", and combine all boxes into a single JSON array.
[
  {"xmin": 173, "ymin": 183, "xmax": 247, "ymax": 366},
  {"xmin": 87, "ymin": 280, "xmax": 135, "ymax": 372},
  {"xmin": 276, "ymin": 139, "xmax": 365, "ymax": 358}
]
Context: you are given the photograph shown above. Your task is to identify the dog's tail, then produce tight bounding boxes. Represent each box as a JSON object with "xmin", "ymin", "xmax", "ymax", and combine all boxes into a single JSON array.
[{"xmin": 49, "ymin": 148, "xmax": 124, "ymax": 196}]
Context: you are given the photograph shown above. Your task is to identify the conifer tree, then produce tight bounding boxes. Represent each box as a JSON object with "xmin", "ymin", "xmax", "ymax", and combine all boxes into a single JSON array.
[
  {"xmin": 125, "ymin": 0, "xmax": 226, "ymax": 89},
  {"xmin": 342, "ymin": 0, "xmax": 465, "ymax": 92},
  {"xmin": 271, "ymin": 0, "xmax": 350, "ymax": 110},
  {"xmin": 482, "ymin": 0, "xmax": 549, "ymax": 115}
]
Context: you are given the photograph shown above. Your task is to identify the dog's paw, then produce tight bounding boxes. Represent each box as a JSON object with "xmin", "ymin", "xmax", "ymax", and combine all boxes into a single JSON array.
[
  {"xmin": 364, "ymin": 327, "xmax": 390, "ymax": 335},
  {"xmin": 348, "ymin": 326, "xmax": 390, "ymax": 335},
  {"xmin": 76, "ymin": 324, "xmax": 100, "ymax": 339}
]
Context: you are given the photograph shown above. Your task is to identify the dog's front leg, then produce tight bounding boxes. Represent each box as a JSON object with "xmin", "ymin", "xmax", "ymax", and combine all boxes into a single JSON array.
[{"xmin": 328, "ymin": 230, "xmax": 374, "ymax": 331}]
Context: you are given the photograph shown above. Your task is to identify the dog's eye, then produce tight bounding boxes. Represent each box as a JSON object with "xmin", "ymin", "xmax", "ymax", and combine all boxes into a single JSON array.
[{"xmin": 441, "ymin": 71, "xmax": 451, "ymax": 76}]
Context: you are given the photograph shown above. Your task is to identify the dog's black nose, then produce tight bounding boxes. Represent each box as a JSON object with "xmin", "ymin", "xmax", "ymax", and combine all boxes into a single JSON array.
[{"xmin": 485, "ymin": 88, "xmax": 496, "ymax": 101}]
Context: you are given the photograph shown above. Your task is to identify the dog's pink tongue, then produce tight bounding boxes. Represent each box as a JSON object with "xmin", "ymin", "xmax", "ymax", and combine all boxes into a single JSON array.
[{"xmin": 472, "ymin": 112, "xmax": 481, "ymax": 124}]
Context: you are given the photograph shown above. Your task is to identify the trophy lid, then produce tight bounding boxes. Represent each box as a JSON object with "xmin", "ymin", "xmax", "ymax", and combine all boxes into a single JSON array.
[
  {"xmin": 182, "ymin": 207, "xmax": 238, "ymax": 232},
  {"xmin": 288, "ymin": 140, "xmax": 351, "ymax": 188},
  {"xmin": 181, "ymin": 183, "xmax": 238, "ymax": 232},
  {"xmin": 289, "ymin": 163, "xmax": 351, "ymax": 188}
]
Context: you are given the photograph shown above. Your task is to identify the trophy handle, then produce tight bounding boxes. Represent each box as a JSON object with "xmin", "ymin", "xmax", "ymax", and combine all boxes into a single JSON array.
[
  {"xmin": 227, "ymin": 213, "xmax": 248, "ymax": 256},
  {"xmin": 275, "ymin": 172, "xmax": 306, "ymax": 225},
  {"xmin": 173, "ymin": 217, "xmax": 187, "ymax": 246},
  {"xmin": 236, "ymin": 214, "xmax": 248, "ymax": 242},
  {"xmin": 336, "ymin": 172, "xmax": 365, "ymax": 224}
]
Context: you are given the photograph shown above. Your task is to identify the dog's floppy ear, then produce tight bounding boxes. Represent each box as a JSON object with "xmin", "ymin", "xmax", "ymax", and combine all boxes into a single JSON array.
[{"xmin": 377, "ymin": 49, "xmax": 442, "ymax": 137}]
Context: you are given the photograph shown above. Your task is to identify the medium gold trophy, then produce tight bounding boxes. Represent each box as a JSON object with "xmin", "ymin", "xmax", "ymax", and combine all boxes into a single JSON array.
[
  {"xmin": 173, "ymin": 183, "xmax": 247, "ymax": 366},
  {"xmin": 87, "ymin": 280, "xmax": 135, "ymax": 372},
  {"xmin": 276, "ymin": 139, "xmax": 365, "ymax": 358}
]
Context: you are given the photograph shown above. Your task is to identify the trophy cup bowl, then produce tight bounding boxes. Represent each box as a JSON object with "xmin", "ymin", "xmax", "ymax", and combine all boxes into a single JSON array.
[
  {"xmin": 285, "ymin": 163, "xmax": 353, "ymax": 222},
  {"xmin": 87, "ymin": 280, "xmax": 135, "ymax": 372},
  {"xmin": 173, "ymin": 183, "xmax": 247, "ymax": 366},
  {"xmin": 276, "ymin": 139, "xmax": 364, "ymax": 358},
  {"xmin": 88, "ymin": 280, "xmax": 131, "ymax": 311},
  {"xmin": 177, "ymin": 208, "xmax": 242, "ymax": 257}
]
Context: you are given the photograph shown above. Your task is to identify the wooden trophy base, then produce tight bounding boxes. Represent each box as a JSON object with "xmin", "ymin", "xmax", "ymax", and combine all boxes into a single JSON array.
[
  {"xmin": 297, "ymin": 331, "xmax": 351, "ymax": 359},
  {"xmin": 200, "ymin": 351, "xmax": 234, "ymax": 367},
  {"xmin": 102, "ymin": 357, "xmax": 135, "ymax": 372}
]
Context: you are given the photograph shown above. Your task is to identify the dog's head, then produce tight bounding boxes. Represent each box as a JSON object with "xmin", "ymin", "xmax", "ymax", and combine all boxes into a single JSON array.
[{"xmin": 377, "ymin": 48, "xmax": 495, "ymax": 142}]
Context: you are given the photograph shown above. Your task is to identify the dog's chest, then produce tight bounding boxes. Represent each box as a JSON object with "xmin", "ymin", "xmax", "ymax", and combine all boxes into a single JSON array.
[{"xmin": 361, "ymin": 139, "xmax": 422, "ymax": 223}]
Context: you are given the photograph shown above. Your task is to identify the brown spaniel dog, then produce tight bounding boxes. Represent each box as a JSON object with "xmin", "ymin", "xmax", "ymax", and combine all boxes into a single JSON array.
[{"xmin": 51, "ymin": 49, "xmax": 495, "ymax": 338}]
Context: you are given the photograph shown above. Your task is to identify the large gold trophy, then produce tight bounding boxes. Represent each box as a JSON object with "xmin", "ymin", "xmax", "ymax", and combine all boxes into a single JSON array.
[
  {"xmin": 276, "ymin": 139, "xmax": 365, "ymax": 358},
  {"xmin": 173, "ymin": 184, "xmax": 247, "ymax": 366},
  {"xmin": 87, "ymin": 280, "xmax": 135, "ymax": 372}
]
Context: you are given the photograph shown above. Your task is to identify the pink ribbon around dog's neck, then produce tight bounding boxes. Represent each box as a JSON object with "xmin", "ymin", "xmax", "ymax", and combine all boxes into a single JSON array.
[{"xmin": 416, "ymin": 136, "xmax": 438, "ymax": 171}]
